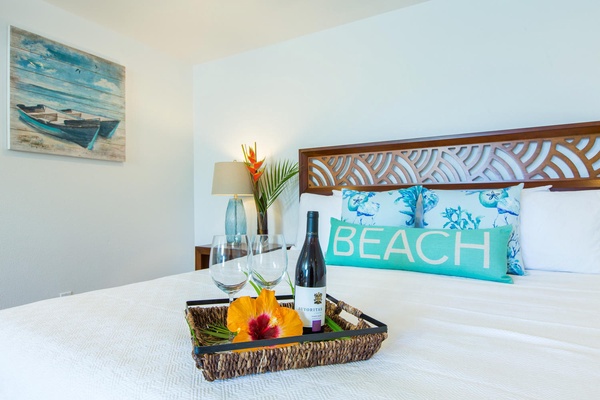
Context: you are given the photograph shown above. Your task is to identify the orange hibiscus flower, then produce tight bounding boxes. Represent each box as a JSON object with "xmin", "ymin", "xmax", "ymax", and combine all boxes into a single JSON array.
[{"xmin": 227, "ymin": 289, "xmax": 302, "ymax": 349}]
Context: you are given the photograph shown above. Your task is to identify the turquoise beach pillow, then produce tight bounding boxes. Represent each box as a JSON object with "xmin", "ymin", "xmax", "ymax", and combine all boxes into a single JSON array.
[
  {"xmin": 341, "ymin": 186, "xmax": 421, "ymax": 228},
  {"xmin": 421, "ymin": 184, "xmax": 524, "ymax": 275},
  {"xmin": 326, "ymin": 218, "xmax": 513, "ymax": 283}
]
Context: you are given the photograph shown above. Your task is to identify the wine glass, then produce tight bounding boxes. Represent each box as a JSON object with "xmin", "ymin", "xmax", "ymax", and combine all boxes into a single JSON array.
[
  {"xmin": 209, "ymin": 235, "xmax": 250, "ymax": 304},
  {"xmin": 250, "ymin": 234, "xmax": 288, "ymax": 290}
]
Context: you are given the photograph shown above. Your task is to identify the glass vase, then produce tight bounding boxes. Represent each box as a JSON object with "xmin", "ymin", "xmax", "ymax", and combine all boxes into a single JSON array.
[{"xmin": 256, "ymin": 210, "xmax": 268, "ymax": 235}]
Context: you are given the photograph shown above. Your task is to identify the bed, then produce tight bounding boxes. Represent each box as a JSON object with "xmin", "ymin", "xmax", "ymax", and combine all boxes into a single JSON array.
[{"xmin": 1, "ymin": 121, "xmax": 600, "ymax": 399}]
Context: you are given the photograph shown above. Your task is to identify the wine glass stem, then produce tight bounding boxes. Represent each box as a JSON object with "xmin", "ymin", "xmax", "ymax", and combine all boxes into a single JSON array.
[{"xmin": 228, "ymin": 294, "xmax": 234, "ymax": 342}]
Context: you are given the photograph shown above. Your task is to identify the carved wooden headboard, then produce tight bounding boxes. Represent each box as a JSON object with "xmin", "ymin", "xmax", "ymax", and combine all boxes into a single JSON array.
[{"xmin": 299, "ymin": 121, "xmax": 600, "ymax": 195}]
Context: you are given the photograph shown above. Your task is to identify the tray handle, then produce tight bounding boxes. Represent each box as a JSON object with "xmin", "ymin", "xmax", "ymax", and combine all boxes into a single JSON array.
[{"xmin": 334, "ymin": 299, "xmax": 364, "ymax": 320}]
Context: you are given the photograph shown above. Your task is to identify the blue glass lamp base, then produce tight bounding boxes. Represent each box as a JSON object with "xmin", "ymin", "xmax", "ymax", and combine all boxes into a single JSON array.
[{"xmin": 225, "ymin": 197, "xmax": 247, "ymax": 239}]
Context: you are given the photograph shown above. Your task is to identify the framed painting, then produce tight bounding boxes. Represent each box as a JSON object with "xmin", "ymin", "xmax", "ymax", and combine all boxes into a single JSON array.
[{"xmin": 8, "ymin": 26, "xmax": 126, "ymax": 161}]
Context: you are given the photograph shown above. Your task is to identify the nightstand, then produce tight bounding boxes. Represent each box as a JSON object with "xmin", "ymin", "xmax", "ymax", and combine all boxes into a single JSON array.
[{"xmin": 195, "ymin": 245, "xmax": 211, "ymax": 270}]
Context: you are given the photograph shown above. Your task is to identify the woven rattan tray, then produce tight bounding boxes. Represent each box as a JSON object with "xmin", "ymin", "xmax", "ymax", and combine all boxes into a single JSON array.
[{"xmin": 185, "ymin": 294, "xmax": 388, "ymax": 381}]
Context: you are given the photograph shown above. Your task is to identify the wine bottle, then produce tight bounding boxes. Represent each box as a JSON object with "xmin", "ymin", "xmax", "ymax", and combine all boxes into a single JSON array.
[{"xmin": 294, "ymin": 211, "xmax": 327, "ymax": 334}]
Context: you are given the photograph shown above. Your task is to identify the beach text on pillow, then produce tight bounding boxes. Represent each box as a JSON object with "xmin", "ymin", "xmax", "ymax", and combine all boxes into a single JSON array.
[{"xmin": 326, "ymin": 218, "xmax": 513, "ymax": 283}]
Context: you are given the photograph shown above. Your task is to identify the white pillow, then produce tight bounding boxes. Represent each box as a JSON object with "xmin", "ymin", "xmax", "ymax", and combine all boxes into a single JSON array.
[
  {"xmin": 522, "ymin": 185, "xmax": 552, "ymax": 194},
  {"xmin": 520, "ymin": 189, "xmax": 600, "ymax": 273},
  {"xmin": 294, "ymin": 192, "xmax": 342, "ymax": 253}
]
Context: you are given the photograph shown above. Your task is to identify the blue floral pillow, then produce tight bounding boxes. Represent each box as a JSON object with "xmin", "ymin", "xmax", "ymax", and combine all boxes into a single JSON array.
[
  {"xmin": 421, "ymin": 183, "xmax": 524, "ymax": 275},
  {"xmin": 341, "ymin": 186, "xmax": 421, "ymax": 228}
]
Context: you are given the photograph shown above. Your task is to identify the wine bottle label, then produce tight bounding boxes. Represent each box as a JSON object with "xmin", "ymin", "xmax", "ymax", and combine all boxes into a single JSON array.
[{"xmin": 294, "ymin": 286, "xmax": 326, "ymax": 331}]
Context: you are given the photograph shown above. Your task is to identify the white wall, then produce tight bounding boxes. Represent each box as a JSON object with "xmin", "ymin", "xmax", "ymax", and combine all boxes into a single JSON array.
[
  {"xmin": 194, "ymin": 0, "xmax": 600, "ymax": 246},
  {"xmin": 0, "ymin": 0, "xmax": 194, "ymax": 308}
]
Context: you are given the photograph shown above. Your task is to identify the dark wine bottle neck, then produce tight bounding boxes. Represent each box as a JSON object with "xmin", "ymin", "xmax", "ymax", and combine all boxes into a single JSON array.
[{"xmin": 306, "ymin": 211, "xmax": 319, "ymax": 237}]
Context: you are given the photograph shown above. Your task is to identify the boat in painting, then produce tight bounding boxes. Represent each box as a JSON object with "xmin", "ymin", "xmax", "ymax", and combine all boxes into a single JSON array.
[
  {"xmin": 16, "ymin": 104, "xmax": 100, "ymax": 150},
  {"xmin": 61, "ymin": 108, "xmax": 120, "ymax": 138}
]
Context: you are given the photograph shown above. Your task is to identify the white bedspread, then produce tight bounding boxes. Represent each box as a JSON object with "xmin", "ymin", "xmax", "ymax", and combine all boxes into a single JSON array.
[{"xmin": 1, "ymin": 250, "xmax": 599, "ymax": 399}]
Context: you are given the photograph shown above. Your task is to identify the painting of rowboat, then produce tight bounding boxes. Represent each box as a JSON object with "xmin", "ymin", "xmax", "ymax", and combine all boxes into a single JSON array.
[{"xmin": 9, "ymin": 27, "xmax": 125, "ymax": 161}]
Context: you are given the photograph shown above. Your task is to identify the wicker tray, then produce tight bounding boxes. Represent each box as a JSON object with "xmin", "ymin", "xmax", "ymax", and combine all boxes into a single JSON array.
[{"xmin": 185, "ymin": 294, "xmax": 388, "ymax": 381}]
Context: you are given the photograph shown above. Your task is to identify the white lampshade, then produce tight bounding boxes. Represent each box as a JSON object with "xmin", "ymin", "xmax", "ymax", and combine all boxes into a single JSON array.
[{"xmin": 211, "ymin": 162, "xmax": 253, "ymax": 196}]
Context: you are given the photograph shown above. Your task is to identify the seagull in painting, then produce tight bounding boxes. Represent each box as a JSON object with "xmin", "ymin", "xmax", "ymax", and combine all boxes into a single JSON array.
[{"xmin": 76, "ymin": 68, "xmax": 81, "ymax": 73}]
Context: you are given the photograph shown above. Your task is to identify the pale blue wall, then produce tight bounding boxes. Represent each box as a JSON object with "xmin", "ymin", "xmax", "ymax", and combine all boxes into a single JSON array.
[
  {"xmin": 193, "ymin": 0, "xmax": 600, "ymax": 246},
  {"xmin": 0, "ymin": 0, "xmax": 195, "ymax": 308}
]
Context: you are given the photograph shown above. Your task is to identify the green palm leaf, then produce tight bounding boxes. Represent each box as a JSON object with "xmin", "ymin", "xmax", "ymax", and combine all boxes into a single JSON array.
[{"xmin": 256, "ymin": 159, "xmax": 299, "ymax": 213}]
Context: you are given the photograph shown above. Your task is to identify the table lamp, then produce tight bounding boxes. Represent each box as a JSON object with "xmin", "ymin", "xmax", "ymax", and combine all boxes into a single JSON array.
[{"xmin": 211, "ymin": 161, "xmax": 254, "ymax": 237}]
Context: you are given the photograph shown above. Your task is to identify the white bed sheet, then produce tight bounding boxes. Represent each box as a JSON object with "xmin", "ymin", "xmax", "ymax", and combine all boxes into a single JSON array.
[{"xmin": 1, "ymin": 250, "xmax": 599, "ymax": 400}]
